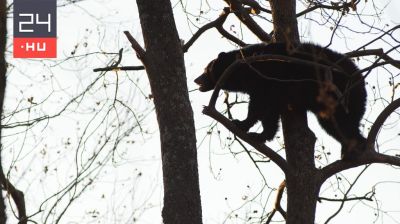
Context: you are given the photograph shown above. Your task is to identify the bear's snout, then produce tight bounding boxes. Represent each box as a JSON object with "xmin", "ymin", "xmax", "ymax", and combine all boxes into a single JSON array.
[{"xmin": 194, "ymin": 74, "xmax": 213, "ymax": 92}]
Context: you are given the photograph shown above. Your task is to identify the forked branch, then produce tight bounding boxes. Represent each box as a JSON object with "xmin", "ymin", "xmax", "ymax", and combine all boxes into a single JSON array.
[
  {"xmin": 183, "ymin": 8, "xmax": 246, "ymax": 52},
  {"xmin": 93, "ymin": 48, "xmax": 145, "ymax": 72},
  {"xmin": 265, "ymin": 180, "xmax": 287, "ymax": 223},
  {"xmin": 224, "ymin": 0, "xmax": 272, "ymax": 42}
]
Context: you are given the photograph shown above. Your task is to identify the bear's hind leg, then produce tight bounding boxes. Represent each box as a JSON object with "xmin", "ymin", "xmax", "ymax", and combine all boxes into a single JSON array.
[{"xmin": 317, "ymin": 113, "xmax": 366, "ymax": 160}]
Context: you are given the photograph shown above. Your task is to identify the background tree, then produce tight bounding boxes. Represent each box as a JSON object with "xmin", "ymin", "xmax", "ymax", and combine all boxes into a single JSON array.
[
  {"xmin": 123, "ymin": 0, "xmax": 203, "ymax": 223},
  {"xmin": 0, "ymin": 0, "xmax": 7, "ymax": 222}
]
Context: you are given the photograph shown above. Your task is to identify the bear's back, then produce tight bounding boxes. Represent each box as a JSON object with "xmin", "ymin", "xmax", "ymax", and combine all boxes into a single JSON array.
[{"xmin": 236, "ymin": 43, "xmax": 359, "ymax": 76}]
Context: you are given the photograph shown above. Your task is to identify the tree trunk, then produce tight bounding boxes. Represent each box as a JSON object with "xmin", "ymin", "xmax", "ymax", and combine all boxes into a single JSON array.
[
  {"xmin": 269, "ymin": 0, "xmax": 299, "ymax": 43},
  {"xmin": 135, "ymin": 1, "xmax": 203, "ymax": 223},
  {"xmin": 269, "ymin": 1, "xmax": 320, "ymax": 223},
  {"xmin": 282, "ymin": 111, "xmax": 320, "ymax": 224},
  {"xmin": 0, "ymin": 0, "xmax": 7, "ymax": 222}
]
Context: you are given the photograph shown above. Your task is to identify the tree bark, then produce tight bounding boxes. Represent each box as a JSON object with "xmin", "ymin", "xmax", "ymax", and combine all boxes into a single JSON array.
[
  {"xmin": 282, "ymin": 110, "xmax": 320, "ymax": 224},
  {"xmin": 135, "ymin": 1, "xmax": 202, "ymax": 223},
  {"xmin": 269, "ymin": 0, "xmax": 299, "ymax": 43},
  {"xmin": 269, "ymin": 1, "xmax": 320, "ymax": 223},
  {"xmin": 0, "ymin": 0, "xmax": 7, "ymax": 222}
]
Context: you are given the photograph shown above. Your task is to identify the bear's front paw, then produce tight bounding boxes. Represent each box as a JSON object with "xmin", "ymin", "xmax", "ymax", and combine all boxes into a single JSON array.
[
  {"xmin": 232, "ymin": 119, "xmax": 251, "ymax": 132},
  {"xmin": 246, "ymin": 132, "xmax": 267, "ymax": 143}
]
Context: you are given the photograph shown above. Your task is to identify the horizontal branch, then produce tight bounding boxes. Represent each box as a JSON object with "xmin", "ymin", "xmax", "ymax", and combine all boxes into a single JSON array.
[
  {"xmin": 319, "ymin": 195, "xmax": 372, "ymax": 202},
  {"xmin": 320, "ymin": 151, "xmax": 400, "ymax": 184},
  {"xmin": 346, "ymin": 48, "xmax": 400, "ymax": 70},
  {"xmin": 93, "ymin": 65, "xmax": 144, "ymax": 72},
  {"xmin": 297, "ymin": 1, "xmax": 358, "ymax": 17}
]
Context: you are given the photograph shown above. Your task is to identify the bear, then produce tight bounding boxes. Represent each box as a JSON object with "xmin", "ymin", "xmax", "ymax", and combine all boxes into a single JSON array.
[{"xmin": 195, "ymin": 43, "xmax": 367, "ymax": 160}]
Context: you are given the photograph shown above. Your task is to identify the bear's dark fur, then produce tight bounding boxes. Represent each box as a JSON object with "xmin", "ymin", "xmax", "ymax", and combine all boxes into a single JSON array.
[{"xmin": 195, "ymin": 43, "xmax": 367, "ymax": 159}]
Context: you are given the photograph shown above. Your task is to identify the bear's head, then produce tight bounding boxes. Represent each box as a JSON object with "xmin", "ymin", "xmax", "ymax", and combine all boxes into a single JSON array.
[{"xmin": 195, "ymin": 52, "xmax": 236, "ymax": 92}]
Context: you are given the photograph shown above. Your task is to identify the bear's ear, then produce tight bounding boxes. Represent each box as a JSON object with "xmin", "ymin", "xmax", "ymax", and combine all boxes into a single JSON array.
[{"xmin": 217, "ymin": 52, "xmax": 227, "ymax": 59}]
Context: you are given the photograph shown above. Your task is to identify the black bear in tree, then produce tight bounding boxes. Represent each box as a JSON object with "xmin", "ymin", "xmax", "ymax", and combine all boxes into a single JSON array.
[{"xmin": 195, "ymin": 43, "xmax": 367, "ymax": 160}]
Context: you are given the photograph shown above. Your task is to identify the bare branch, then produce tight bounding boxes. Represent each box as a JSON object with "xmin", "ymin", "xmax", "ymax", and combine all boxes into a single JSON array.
[
  {"xmin": 346, "ymin": 48, "xmax": 400, "ymax": 70},
  {"xmin": 224, "ymin": 0, "xmax": 272, "ymax": 42},
  {"xmin": 215, "ymin": 25, "xmax": 247, "ymax": 48},
  {"xmin": 297, "ymin": 1, "xmax": 359, "ymax": 17},
  {"xmin": 93, "ymin": 48, "xmax": 144, "ymax": 72},
  {"xmin": 275, "ymin": 180, "xmax": 287, "ymax": 219},
  {"xmin": 202, "ymin": 106, "xmax": 288, "ymax": 174},
  {"xmin": 354, "ymin": 25, "xmax": 400, "ymax": 51},
  {"xmin": 323, "ymin": 165, "xmax": 369, "ymax": 224},
  {"xmin": 320, "ymin": 98, "xmax": 400, "ymax": 182},
  {"xmin": 320, "ymin": 151, "xmax": 400, "ymax": 184},
  {"xmin": 239, "ymin": 0, "xmax": 271, "ymax": 14},
  {"xmin": 319, "ymin": 195, "xmax": 373, "ymax": 202},
  {"xmin": 265, "ymin": 180, "xmax": 286, "ymax": 223},
  {"xmin": 93, "ymin": 65, "xmax": 144, "ymax": 72},
  {"xmin": 366, "ymin": 98, "xmax": 400, "ymax": 150},
  {"xmin": 123, "ymin": 31, "xmax": 146, "ymax": 60},
  {"xmin": 183, "ymin": 8, "xmax": 246, "ymax": 52}
]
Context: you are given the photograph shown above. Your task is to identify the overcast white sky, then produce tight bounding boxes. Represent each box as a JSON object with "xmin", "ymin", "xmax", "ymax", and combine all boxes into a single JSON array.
[{"xmin": 3, "ymin": 0, "xmax": 400, "ymax": 223}]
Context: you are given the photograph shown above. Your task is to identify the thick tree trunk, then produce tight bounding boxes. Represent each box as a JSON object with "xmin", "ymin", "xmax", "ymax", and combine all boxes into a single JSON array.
[
  {"xmin": 0, "ymin": 0, "xmax": 7, "ymax": 222},
  {"xmin": 282, "ymin": 110, "xmax": 320, "ymax": 224},
  {"xmin": 269, "ymin": 1, "xmax": 320, "ymax": 223},
  {"xmin": 135, "ymin": 1, "xmax": 202, "ymax": 223}
]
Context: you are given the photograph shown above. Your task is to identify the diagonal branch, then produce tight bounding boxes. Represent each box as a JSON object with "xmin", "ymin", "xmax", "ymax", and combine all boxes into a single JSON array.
[
  {"xmin": 239, "ymin": 0, "xmax": 271, "ymax": 14},
  {"xmin": 123, "ymin": 31, "xmax": 146, "ymax": 60},
  {"xmin": 0, "ymin": 172, "xmax": 27, "ymax": 224},
  {"xmin": 346, "ymin": 48, "xmax": 400, "ymax": 70},
  {"xmin": 224, "ymin": 0, "xmax": 272, "ymax": 42},
  {"xmin": 202, "ymin": 106, "xmax": 288, "ymax": 174},
  {"xmin": 265, "ymin": 180, "xmax": 286, "ymax": 223}
]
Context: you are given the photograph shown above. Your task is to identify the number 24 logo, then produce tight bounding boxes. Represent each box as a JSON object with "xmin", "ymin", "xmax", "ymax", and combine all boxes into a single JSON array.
[{"xmin": 19, "ymin": 13, "xmax": 51, "ymax": 33}]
